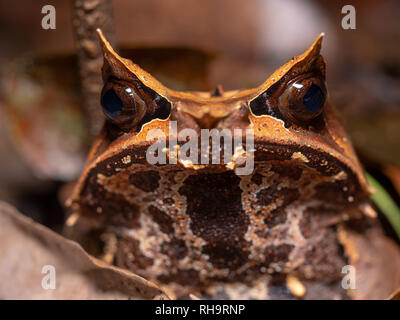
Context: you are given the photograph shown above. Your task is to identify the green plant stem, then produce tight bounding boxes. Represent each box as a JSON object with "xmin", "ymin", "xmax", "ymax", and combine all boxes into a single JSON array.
[{"xmin": 366, "ymin": 172, "xmax": 400, "ymax": 240}]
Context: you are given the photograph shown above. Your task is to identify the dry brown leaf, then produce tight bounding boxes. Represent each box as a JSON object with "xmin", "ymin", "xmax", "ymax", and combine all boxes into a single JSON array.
[
  {"xmin": 388, "ymin": 288, "xmax": 400, "ymax": 300},
  {"xmin": 338, "ymin": 225, "xmax": 400, "ymax": 300},
  {"xmin": 0, "ymin": 200, "xmax": 169, "ymax": 300}
]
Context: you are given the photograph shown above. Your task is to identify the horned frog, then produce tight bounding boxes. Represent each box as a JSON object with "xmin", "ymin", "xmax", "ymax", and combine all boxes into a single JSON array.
[{"xmin": 67, "ymin": 30, "xmax": 400, "ymax": 299}]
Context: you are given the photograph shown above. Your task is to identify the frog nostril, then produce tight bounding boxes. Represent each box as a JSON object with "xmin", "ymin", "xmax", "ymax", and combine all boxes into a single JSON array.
[{"xmin": 211, "ymin": 84, "xmax": 224, "ymax": 97}]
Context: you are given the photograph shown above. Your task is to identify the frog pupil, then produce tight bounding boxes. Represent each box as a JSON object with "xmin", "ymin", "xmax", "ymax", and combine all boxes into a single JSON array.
[
  {"xmin": 303, "ymin": 84, "xmax": 324, "ymax": 113},
  {"xmin": 102, "ymin": 88, "xmax": 123, "ymax": 117}
]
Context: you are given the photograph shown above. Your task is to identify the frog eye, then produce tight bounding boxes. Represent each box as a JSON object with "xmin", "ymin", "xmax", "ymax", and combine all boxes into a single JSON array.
[
  {"xmin": 278, "ymin": 77, "xmax": 326, "ymax": 123},
  {"xmin": 101, "ymin": 82, "xmax": 147, "ymax": 132},
  {"xmin": 102, "ymin": 88, "xmax": 123, "ymax": 117}
]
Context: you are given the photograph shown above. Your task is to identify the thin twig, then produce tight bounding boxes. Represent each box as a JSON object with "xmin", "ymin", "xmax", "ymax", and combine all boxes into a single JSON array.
[{"xmin": 72, "ymin": 0, "xmax": 116, "ymax": 139}]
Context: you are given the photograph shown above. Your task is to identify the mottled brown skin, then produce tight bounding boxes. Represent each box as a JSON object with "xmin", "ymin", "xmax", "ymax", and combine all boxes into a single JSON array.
[{"xmin": 67, "ymin": 30, "xmax": 400, "ymax": 299}]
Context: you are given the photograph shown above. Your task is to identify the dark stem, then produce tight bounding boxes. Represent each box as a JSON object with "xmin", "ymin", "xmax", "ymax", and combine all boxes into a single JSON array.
[{"xmin": 72, "ymin": 0, "xmax": 116, "ymax": 140}]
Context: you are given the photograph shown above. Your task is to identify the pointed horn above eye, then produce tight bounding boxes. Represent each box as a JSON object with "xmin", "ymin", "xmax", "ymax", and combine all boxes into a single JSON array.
[
  {"xmin": 289, "ymin": 32, "xmax": 325, "ymax": 66},
  {"xmin": 256, "ymin": 33, "xmax": 326, "ymax": 94},
  {"xmin": 96, "ymin": 28, "xmax": 170, "ymax": 97},
  {"xmin": 307, "ymin": 32, "xmax": 324, "ymax": 57},
  {"xmin": 96, "ymin": 28, "xmax": 116, "ymax": 57}
]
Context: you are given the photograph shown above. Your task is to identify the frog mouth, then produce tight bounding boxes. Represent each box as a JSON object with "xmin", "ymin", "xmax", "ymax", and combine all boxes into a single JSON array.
[
  {"xmin": 74, "ymin": 119, "xmax": 370, "ymax": 212},
  {"xmin": 85, "ymin": 138, "xmax": 366, "ymax": 203}
]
